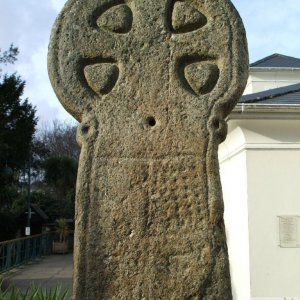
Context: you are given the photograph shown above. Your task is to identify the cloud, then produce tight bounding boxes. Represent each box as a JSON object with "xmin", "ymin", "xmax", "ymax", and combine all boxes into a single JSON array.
[
  {"xmin": 17, "ymin": 45, "xmax": 72, "ymax": 125},
  {"xmin": 1, "ymin": 0, "xmax": 300, "ymax": 125},
  {"xmin": 0, "ymin": 0, "xmax": 72, "ymax": 126}
]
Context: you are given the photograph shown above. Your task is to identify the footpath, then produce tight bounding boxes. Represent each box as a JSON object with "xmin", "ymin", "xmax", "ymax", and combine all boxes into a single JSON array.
[{"xmin": 1, "ymin": 254, "xmax": 73, "ymax": 297}]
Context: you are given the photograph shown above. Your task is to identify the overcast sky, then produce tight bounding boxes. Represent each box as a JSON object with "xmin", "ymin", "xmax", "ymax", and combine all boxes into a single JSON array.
[{"xmin": 1, "ymin": 0, "xmax": 300, "ymax": 125}]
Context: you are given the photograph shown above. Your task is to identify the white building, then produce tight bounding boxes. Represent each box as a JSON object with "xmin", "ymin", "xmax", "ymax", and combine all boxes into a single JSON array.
[
  {"xmin": 219, "ymin": 54, "xmax": 300, "ymax": 300},
  {"xmin": 244, "ymin": 53, "xmax": 300, "ymax": 95}
]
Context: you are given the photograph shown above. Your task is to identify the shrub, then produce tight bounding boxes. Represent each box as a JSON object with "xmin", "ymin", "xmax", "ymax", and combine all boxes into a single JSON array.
[{"xmin": 0, "ymin": 282, "xmax": 69, "ymax": 300}]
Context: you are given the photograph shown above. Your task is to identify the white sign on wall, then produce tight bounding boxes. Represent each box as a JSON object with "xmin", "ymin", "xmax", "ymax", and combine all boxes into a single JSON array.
[
  {"xmin": 25, "ymin": 227, "xmax": 31, "ymax": 236},
  {"xmin": 277, "ymin": 215, "xmax": 300, "ymax": 248}
]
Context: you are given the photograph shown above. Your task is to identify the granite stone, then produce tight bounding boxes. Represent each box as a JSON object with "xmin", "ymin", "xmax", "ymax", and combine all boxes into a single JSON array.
[{"xmin": 48, "ymin": 0, "xmax": 248, "ymax": 298}]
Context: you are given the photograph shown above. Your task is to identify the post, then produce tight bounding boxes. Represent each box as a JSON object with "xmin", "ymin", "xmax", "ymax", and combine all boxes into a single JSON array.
[{"xmin": 25, "ymin": 154, "xmax": 31, "ymax": 236}]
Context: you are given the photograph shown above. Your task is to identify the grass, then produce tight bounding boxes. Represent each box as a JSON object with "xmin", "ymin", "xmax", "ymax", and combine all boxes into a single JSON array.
[{"xmin": 0, "ymin": 282, "xmax": 69, "ymax": 300}]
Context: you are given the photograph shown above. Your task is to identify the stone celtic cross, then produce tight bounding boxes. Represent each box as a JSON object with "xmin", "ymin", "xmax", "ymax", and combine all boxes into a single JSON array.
[{"xmin": 48, "ymin": 0, "xmax": 248, "ymax": 298}]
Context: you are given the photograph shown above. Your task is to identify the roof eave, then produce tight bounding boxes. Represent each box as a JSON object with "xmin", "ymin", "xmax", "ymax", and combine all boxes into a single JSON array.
[
  {"xmin": 250, "ymin": 67, "xmax": 300, "ymax": 71},
  {"xmin": 228, "ymin": 104, "xmax": 300, "ymax": 120}
]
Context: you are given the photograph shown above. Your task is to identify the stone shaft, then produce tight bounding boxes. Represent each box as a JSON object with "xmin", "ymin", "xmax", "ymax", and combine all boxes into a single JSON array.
[{"xmin": 48, "ymin": 0, "xmax": 249, "ymax": 298}]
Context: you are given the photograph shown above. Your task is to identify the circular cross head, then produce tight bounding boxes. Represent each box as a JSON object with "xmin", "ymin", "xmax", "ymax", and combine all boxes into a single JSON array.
[{"xmin": 48, "ymin": 0, "xmax": 248, "ymax": 123}]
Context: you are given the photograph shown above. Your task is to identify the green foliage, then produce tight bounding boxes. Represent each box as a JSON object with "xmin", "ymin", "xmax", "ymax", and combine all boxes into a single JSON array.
[
  {"xmin": 30, "ymin": 140, "xmax": 50, "ymax": 180},
  {"xmin": 0, "ymin": 182, "xmax": 27, "ymax": 241},
  {"xmin": 0, "ymin": 44, "xmax": 37, "ymax": 175},
  {"xmin": 0, "ymin": 212, "xmax": 19, "ymax": 241},
  {"xmin": 0, "ymin": 74, "xmax": 37, "ymax": 173},
  {"xmin": 0, "ymin": 45, "xmax": 37, "ymax": 241},
  {"xmin": 29, "ymin": 122, "xmax": 79, "ymax": 222},
  {"xmin": 37, "ymin": 156, "xmax": 78, "ymax": 221},
  {"xmin": 55, "ymin": 219, "xmax": 69, "ymax": 243},
  {"xmin": 0, "ymin": 282, "xmax": 69, "ymax": 300},
  {"xmin": 25, "ymin": 192, "xmax": 60, "ymax": 221},
  {"xmin": 0, "ymin": 44, "xmax": 19, "ymax": 77},
  {"xmin": 0, "ymin": 183, "xmax": 18, "ymax": 211},
  {"xmin": 0, "ymin": 44, "xmax": 19, "ymax": 66},
  {"xmin": 38, "ymin": 121, "xmax": 79, "ymax": 160},
  {"xmin": 0, "ymin": 47, "xmax": 37, "ymax": 186},
  {"xmin": 43, "ymin": 157, "xmax": 78, "ymax": 194},
  {"xmin": 0, "ymin": 45, "xmax": 78, "ymax": 238}
]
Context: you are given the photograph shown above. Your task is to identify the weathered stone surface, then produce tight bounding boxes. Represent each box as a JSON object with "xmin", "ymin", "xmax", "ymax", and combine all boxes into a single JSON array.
[{"xmin": 48, "ymin": 0, "xmax": 248, "ymax": 299}]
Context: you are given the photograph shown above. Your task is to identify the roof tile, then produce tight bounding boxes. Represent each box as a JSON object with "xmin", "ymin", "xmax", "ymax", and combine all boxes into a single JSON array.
[
  {"xmin": 250, "ymin": 53, "xmax": 300, "ymax": 68},
  {"xmin": 240, "ymin": 83, "xmax": 300, "ymax": 104}
]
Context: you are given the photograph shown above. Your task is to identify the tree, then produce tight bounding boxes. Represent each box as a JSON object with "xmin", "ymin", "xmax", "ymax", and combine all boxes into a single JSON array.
[
  {"xmin": 41, "ymin": 156, "xmax": 77, "ymax": 219},
  {"xmin": 0, "ymin": 44, "xmax": 37, "ymax": 172},
  {"xmin": 38, "ymin": 121, "xmax": 80, "ymax": 160},
  {"xmin": 28, "ymin": 155, "xmax": 78, "ymax": 221},
  {"xmin": 44, "ymin": 156, "xmax": 78, "ymax": 193},
  {"xmin": 30, "ymin": 121, "xmax": 79, "ymax": 220},
  {"xmin": 0, "ymin": 44, "xmax": 19, "ymax": 74},
  {"xmin": 0, "ymin": 74, "xmax": 37, "ymax": 171},
  {"xmin": 0, "ymin": 45, "xmax": 37, "ymax": 240}
]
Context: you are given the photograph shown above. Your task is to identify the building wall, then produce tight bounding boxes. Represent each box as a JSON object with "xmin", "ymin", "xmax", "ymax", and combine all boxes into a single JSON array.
[
  {"xmin": 247, "ymin": 148, "xmax": 300, "ymax": 299},
  {"xmin": 244, "ymin": 70, "xmax": 300, "ymax": 95},
  {"xmin": 219, "ymin": 124, "xmax": 251, "ymax": 300},
  {"xmin": 219, "ymin": 118, "xmax": 300, "ymax": 299}
]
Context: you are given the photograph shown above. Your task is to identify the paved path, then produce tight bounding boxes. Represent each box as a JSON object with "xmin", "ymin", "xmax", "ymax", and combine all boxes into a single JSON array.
[{"xmin": 2, "ymin": 254, "xmax": 73, "ymax": 297}]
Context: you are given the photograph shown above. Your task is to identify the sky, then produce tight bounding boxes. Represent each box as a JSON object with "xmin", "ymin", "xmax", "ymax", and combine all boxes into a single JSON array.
[{"xmin": 1, "ymin": 0, "xmax": 300, "ymax": 125}]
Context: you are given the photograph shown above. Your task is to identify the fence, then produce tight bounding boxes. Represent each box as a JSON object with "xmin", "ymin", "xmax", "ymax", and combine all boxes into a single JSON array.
[{"xmin": 0, "ymin": 233, "xmax": 53, "ymax": 273}]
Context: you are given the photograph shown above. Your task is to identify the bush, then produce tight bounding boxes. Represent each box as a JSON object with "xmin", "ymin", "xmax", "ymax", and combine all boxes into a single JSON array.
[
  {"xmin": 0, "ymin": 282, "xmax": 69, "ymax": 300},
  {"xmin": 0, "ymin": 212, "xmax": 19, "ymax": 241}
]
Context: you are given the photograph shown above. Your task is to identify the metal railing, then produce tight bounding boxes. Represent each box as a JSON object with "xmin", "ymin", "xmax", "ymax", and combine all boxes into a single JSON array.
[{"xmin": 0, "ymin": 233, "xmax": 53, "ymax": 273}]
